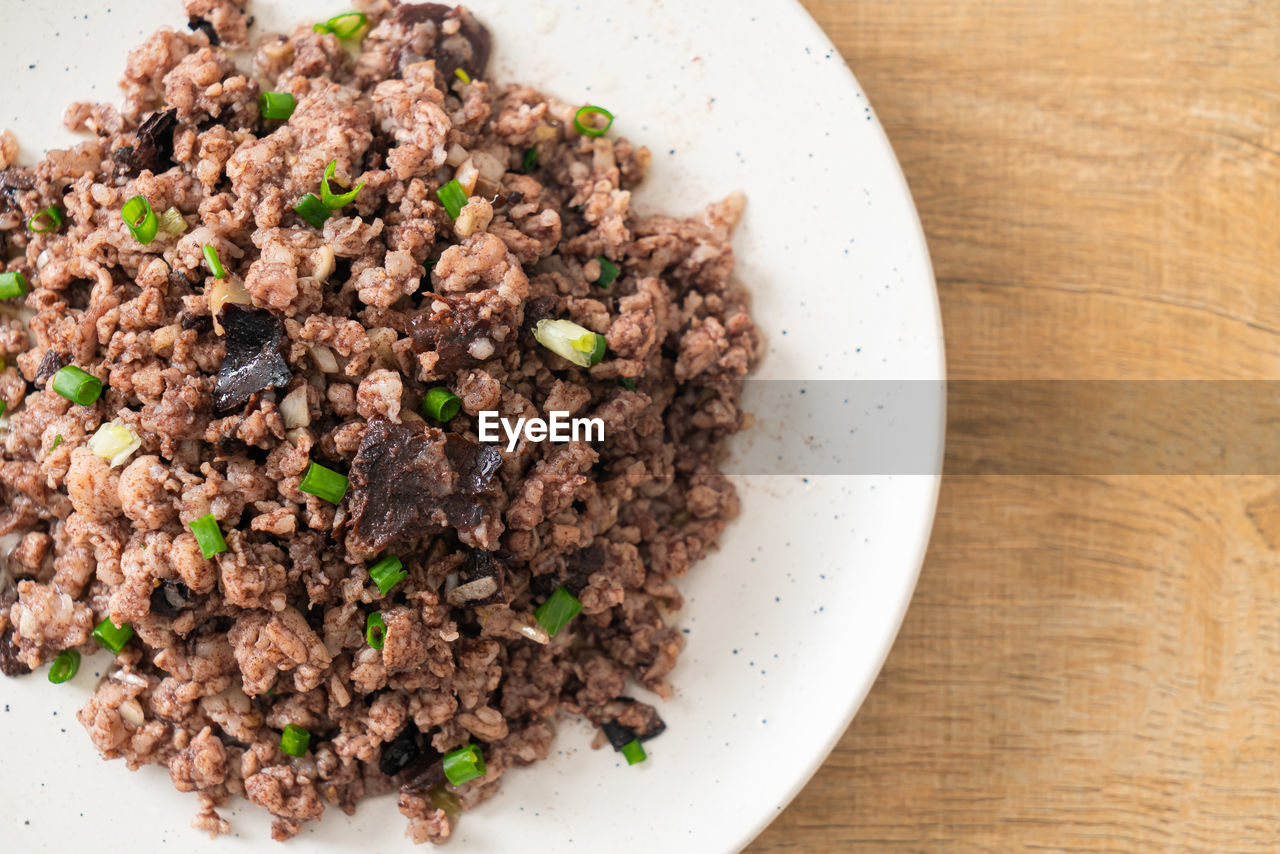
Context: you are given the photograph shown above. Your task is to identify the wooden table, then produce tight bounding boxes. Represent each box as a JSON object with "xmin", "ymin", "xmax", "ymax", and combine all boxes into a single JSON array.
[{"xmin": 748, "ymin": 2, "xmax": 1280, "ymax": 851}]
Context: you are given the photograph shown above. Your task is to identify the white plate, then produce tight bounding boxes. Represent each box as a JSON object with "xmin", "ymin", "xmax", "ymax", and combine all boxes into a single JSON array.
[{"xmin": 0, "ymin": 2, "xmax": 943, "ymax": 852}]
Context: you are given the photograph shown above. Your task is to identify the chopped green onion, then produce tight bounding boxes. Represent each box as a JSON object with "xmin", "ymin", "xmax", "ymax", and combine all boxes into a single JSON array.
[
  {"xmin": 202, "ymin": 244, "xmax": 227, "ymax": 279},
  {"xmin": 319, "ymin": 158, "xmax": 365, "ymax": 210},
  {"xmin": 533, "ymin": 319, "xmax": 607, "ymax": 368},
  {"xmin": 442, "ymin": 744, "xmax": 486, "ymax": 786},
  {"xmin": 51, "ymin": 433, "xmax": 62, "ymax": 450},
  {"xmin": 594, "ymin": 256, "xmax": 619, "ymax": 288},
  {"xmin": 619, "ymin": 377, "xmax": 637, "ymax": 391},
  {"xmin": 314, "ymin": 11, "xmax": 367, "ymax": 38},
  {"xmin": 573, "ymin": 105, "xmax": 614, "ymax": 138},
  {"xmin": 454, "ymin": 68, "xmax": 471, "ymax": 84},
  {"xmin": 52, "ymin": 365, "xmax": 102, "ymax": 406},
  {"xmin": 259, "ymin": 91, "xmax": 296, "ymax": 120},
  {"xmin": 157, "ymin": 206, "xmax": 188, "ymax": 235},
  {"xmin": 280, "ymin": 724, "xmax": 311, "ymax": 757},
  {"xmin": 436, "ymin": 179, "xmax": 467, "ymax": 220},
  {"xmin": 299, "ymin": 461, "xmax": 349, "ymax": 504},
  {"xmin": 87, "ymin": 419, "xmax": 140, "ymax": 467},
  {"xmin": 368, "ymin": 554, "xmax": 406, "ymax": 595},
  {"xmin": 534, "ymin": 587, "xmax": 583, "ymax": 637},
  {"xmin": 188, "ymin": 513, "xmax": 227, "ymax": 559},
  {"xmin": 121, "ymin": 195, "xmax": 158, "ymax": 244},
  {"xmin": 27, "ymin": 205, "xmax": 62, "ymax": 234},
  {"xmin": 93, "ymin": 617, "xmax": 134, "ymax": 654},
  {"xmin": 48, "ymin": 650, "xmax": 80, "ymax": 684},
  {"xmin": 366, "ymin": 612, "xmax": 386, "ymax": 649},
  {"xmin": 521, "ymin": 147, "xmax": 538, "ymax": 173},
  {"xmin": 0, "ymin": 400, "xmax": 7, "ymax": 419},
  {"xmin": 620, "ymin": 738, "xmax": 646, "ymax": 765},
  {"xmin": 422, "ymin": 387, "xmax": 461, "ymax": 422},
  {"xmin": 295, "ymin": 193, "xmax": 332, "ymax": 229},
  {"xmin": 0, "ymin": 271, "xmax": 27, "ymax": 300}
]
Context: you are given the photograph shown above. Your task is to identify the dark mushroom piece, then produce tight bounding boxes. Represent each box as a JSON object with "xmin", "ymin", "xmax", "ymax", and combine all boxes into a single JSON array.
[{"xmin": 212, "ymin": 304, "xmax": 292, "ymax": 412}]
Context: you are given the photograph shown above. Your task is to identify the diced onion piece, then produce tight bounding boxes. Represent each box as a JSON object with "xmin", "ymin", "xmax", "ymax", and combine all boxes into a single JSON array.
[
  {"xmin": 309, "ymin": 345, "xmax": 339, "ymax": 373},
  {"xmin": 87, "ymin": 419, "xmax": 141, "ymax": 468},
  {"xmin": 280, "ymin": 386, "xmax": 310, "ymax": 429},
  {"xmin": 533, "ymin": 319, "xmax": 603, "ymax": 368},
  {"xmin": 445, "ymin": 143, "xmax": 469, "ymax": 167},
  {"xmin": 208, "ymin": 276, "xmax": 251, "ymax": 334},
  {"xmin": 119, "ymin": 698, "xmax": 145, "ymax": 728},
  {"xmin": 366, "ymin": 326, "xmax": 397, "ymax": 368},
  {"xmin": 454, "ymin": 159, "xmax": 479, "ymax": 196},
  {"xmin": 310, "ymin": 245, "xmax": 335, "ymax": 283}
]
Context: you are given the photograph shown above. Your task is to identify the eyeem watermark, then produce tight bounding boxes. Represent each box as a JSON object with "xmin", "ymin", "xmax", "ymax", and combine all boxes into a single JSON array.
[{"xmin": 478, "ymin": 411, "xmax": 605, "ymax": 452}]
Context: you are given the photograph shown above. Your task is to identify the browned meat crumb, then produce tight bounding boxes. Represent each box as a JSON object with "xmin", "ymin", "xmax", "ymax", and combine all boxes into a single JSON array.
[{"xmin": 0, "ymin": 0, "xmax": 760, "ymax": 845}]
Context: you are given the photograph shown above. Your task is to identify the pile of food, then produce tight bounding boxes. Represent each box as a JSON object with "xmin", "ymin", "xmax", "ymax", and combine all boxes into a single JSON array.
[{"xmin": 0, "ymin": 0, "xmax": 759, "ymax": 843}]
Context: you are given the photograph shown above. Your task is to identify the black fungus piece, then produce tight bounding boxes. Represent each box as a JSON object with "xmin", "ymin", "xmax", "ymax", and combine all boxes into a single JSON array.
[
  {"xmin": 188, "ymin": 16, "xmax": 221, "ymax": 46},
  {"xmin": 601, "ymin": 720, "xmax": 637, "ymax": 751},
  {"xmin": 519, "ymin": 294, "xmax": 558, "ymax": 339},
  {"xmin": 0, "ymin": 630, "xmax": 29, "ymax": 677},
  {"xmin": 392, "ymin": 3, "xmax": 492, "ymax": 82},
  {"xmin": 531, "ymin": 543, "xmax": 603, "ymax": 598},
  {"xmin": 213, "ymin": 305, "xmax": 292, "ymax": 412},
  {"xmin": 149, "ymin": 579, "xmax": 196, "ymax": 618},
  {"xmin": 347, "ymin": 420, "xmax": 503, "ymax": 551},
  {"xmin": 408, "ymin": 292, "xmax": 516, "ymax": 376},
  {"xmin": 113, "ymin": 109, "xmax": 177, "ymax": 178},
  {"xmin": 381, "ymin": 726, "xmax": 431, "ymax": 776},
  {"xmin": 447, "ymin": 549, "xmax": 507, "ymax": 607},
  {"xmin": 34, "ymin": 349, "xmax": 67, "ymax": 385},
  {"xmin": 398, "ymin": 752, "xmax": 447, "ymax": 794},
  {"xmin": 0, "ymin": 168, "xmax": 35, "ymax": 206},
  {"xmin": 179, "ymin": 311, "xmax": 212, "ymax": 333}
]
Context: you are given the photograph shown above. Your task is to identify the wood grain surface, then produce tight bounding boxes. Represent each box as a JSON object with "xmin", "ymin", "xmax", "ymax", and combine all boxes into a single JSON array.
[{"xmin": 747, "ymin": 1, "xmax": 1280, "ymax": 851}]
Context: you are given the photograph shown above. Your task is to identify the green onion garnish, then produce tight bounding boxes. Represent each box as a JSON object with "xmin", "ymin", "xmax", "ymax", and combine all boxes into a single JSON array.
[
  {"xmin": 93, "ymin": 617, "xmax": 134, "ymax": 654},
  {"xmin": 314, "ymin": 11, "xmax": 367, "ymax": 38},
  {"xmin": 320, "ymin": 158, "xmax": 365, "ymax": 210},
  {"xmin": 27, "ymin": 205, "xmax": 62, "ymax": 234},
  {"xmin": 442, "ymin": 744, "xmax": 486, "ymax": 786},
  {"xmin": 534, "ymin": 587, "xmax": 583, "ymax": 637},
  {"xmin": 573, "ymin": 105, "xmax": 614, "ymax": 138},
  {"xmin": 588, "ymin": 333, "xmax": 606, "ymax": 366},
  {"xmin": 0, "ymin": 271, "xmax": 27, "ymax": 300},
  {"xmin": 280, "ymin": 724, "xmax": 311, "ymax": 757},
  {"xmin": 259, "ymin": 91, "xmax": 296, "ymax": 120},
  {"xmin": 188, "ymin": 513, "xmax": 227, "ymax": 559},
  {"xmin": 436, "ymin": 179, "xmax": 467, "ymax": 220},
  {"xmin": 619, "ymin": 377, "xmax": 637, "ymax": 391},
  {"xmin": 0, "ymin": 400, "xmax": 7, "ymax": 419},
  {"xmin": 299, "ymin": 461, "xmax": 349, "ymax": 504},
  {"xmin": 121, "ymin": 195, "xmax": 158, "ymax": 244},
  {"xmin": 51, "ymin": 434, "xmax": 62, "ymax": 450},
  {"xmin": 202, "ymin": 244, "xmax": 227, "ymax": 279},
  {"xmin": 533, "ymin": 319, "xmax": 607, "ymax": 368},
  {"xmin": 594, "ymin": 257, "xmax": 619, "ymax": 288},
  {"xmin": 157, "ymin": 206, "xmax": 188, "ymax": 235},
  {"xmin": 52, "ymin": 365, "xmax": 102, "ymax": 406},
  {"xmin": 368, "ymin": 554, "xmax": 406, "ymax": 595},
  {"xmin": 620, "ymin": 738, "xmax": 646, "ymax": 765},
  {"xmin": 294, "ymin": 193, "xmax": 332, "ymax": 229},
  {"xmin": 422, "ymin": 387, "xmax": 461, "ymax": 422},
  {"xmin": 522, "ymin": 147, "xmax": 538, "ymax": 173},
  {"xmin": 366, "ymin": 612, "xmax": 386, "ymax": 649},
  {"xmin": 454, "ymin": 68, "xmax": 471, "ymax": 84},
  {"xmin": 48, "ymin": 650, "xmax": 80, "ymax": 684}
]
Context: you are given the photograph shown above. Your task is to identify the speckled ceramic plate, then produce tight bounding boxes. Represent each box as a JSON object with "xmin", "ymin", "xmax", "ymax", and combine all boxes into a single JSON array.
[{"xmin": 0, "ymin": 2, "xmax": 943, "ymax": 852}]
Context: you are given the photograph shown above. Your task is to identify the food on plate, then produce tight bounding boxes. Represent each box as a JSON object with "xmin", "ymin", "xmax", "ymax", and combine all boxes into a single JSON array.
[{"xmin": 0, "ymin": 0, "xmax": 759, "ymax": 843}]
